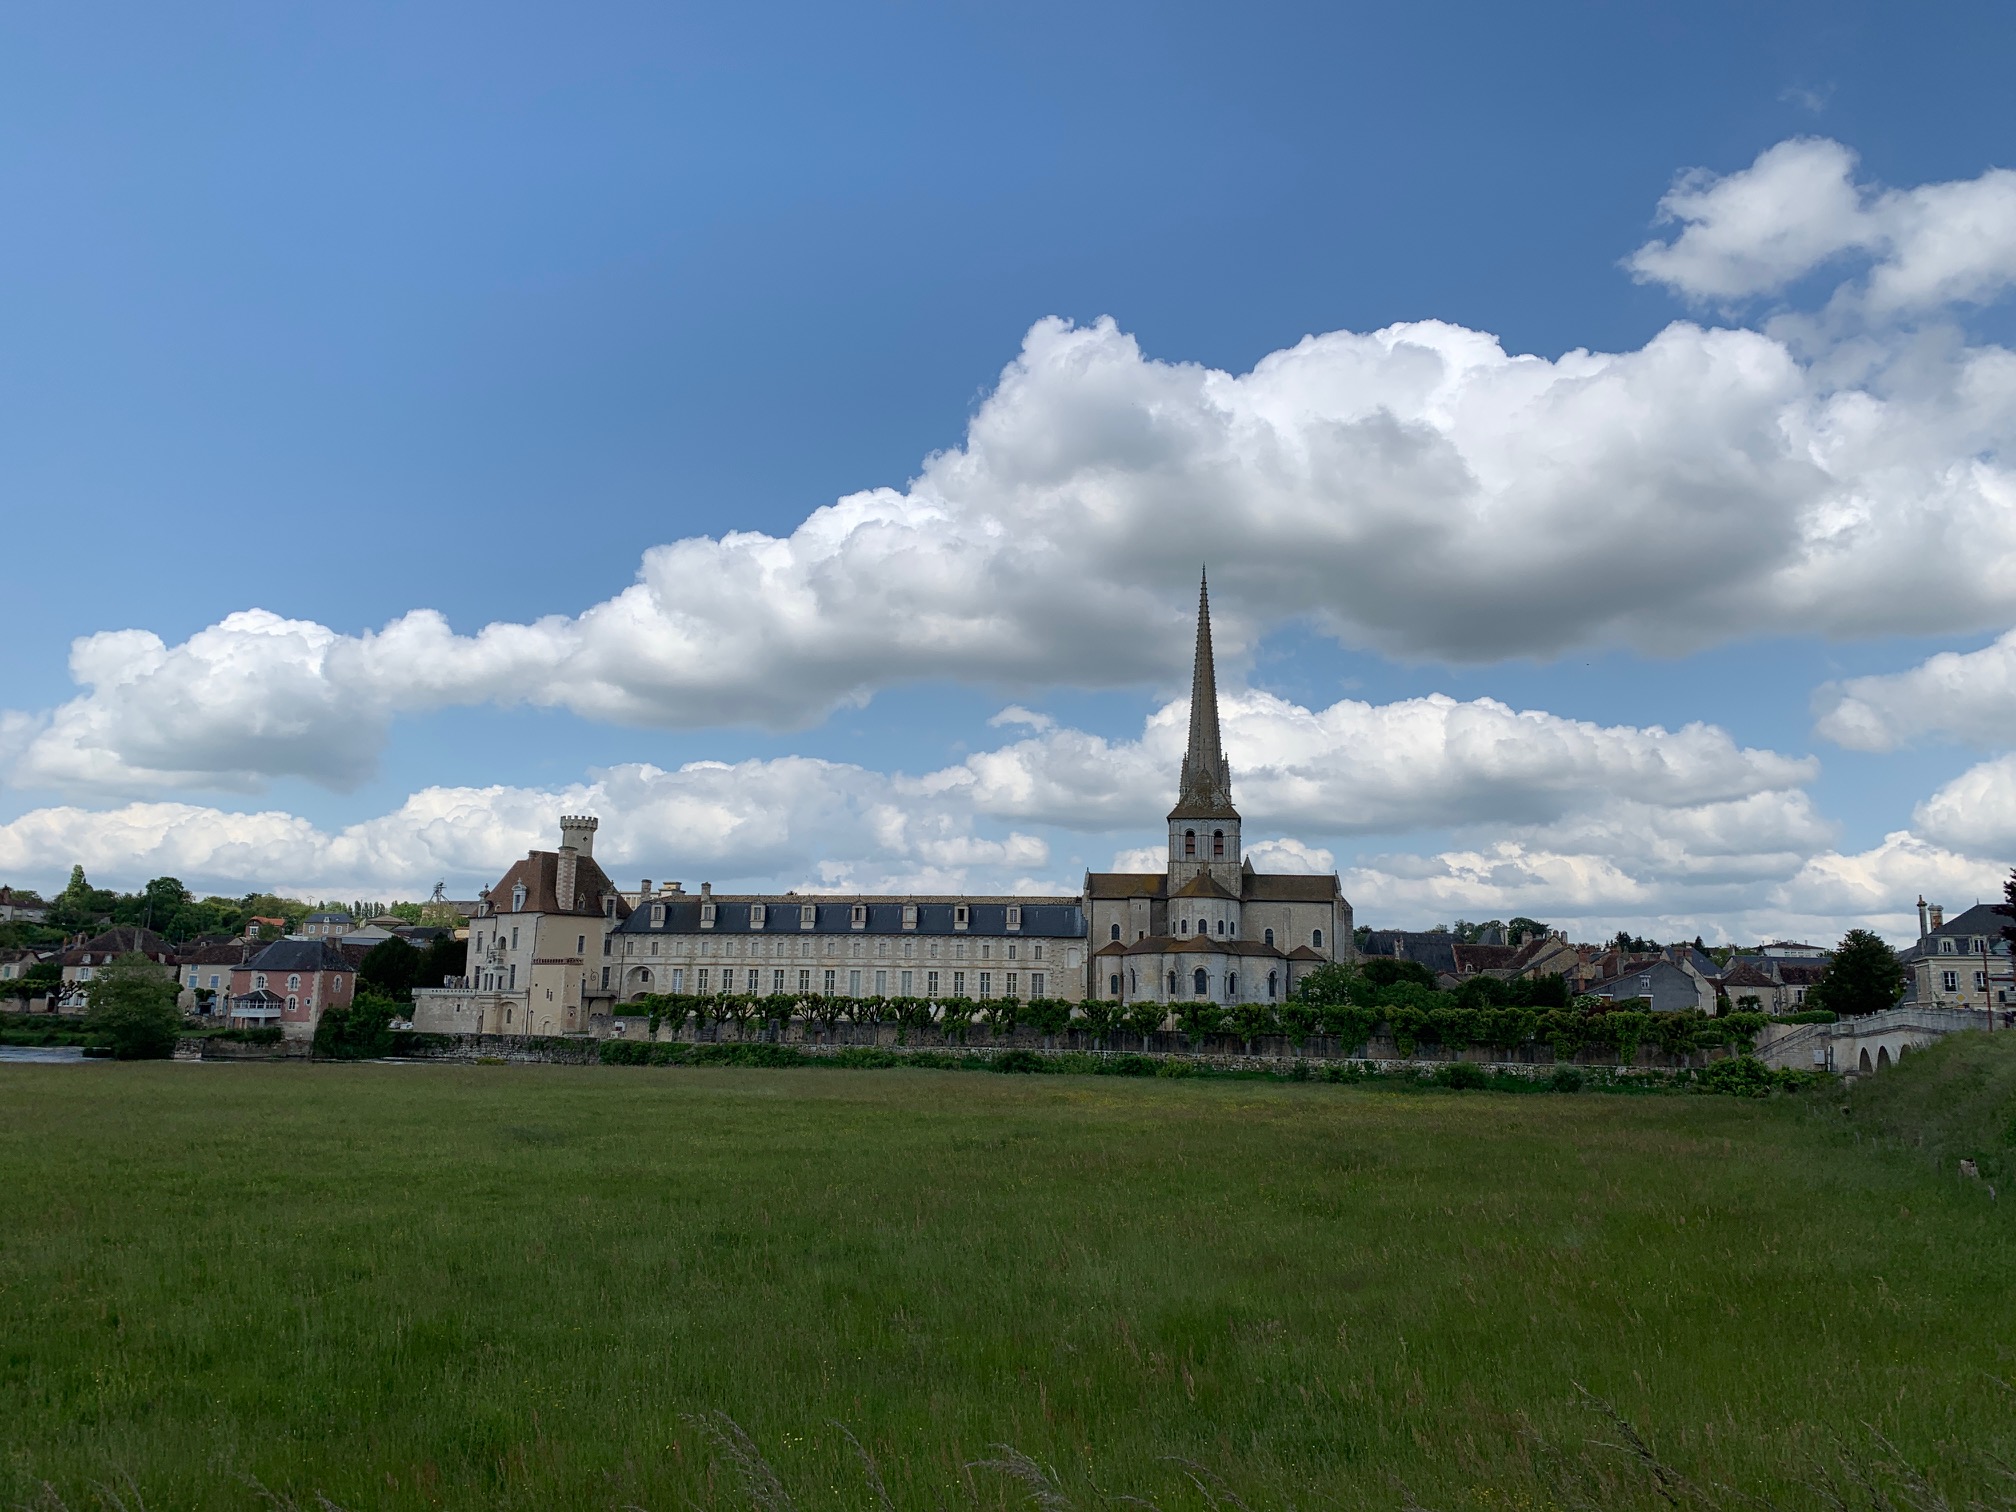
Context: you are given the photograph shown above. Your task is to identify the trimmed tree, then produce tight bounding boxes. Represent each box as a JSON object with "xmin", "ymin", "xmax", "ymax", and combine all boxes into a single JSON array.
[
  {"xmin": 82, "ymin": 953, "xmax": 184, "ymax": 1060},
  {"xmin": 1808, "ymin": 929, "xmax": 1904, "ymax": 1018}
]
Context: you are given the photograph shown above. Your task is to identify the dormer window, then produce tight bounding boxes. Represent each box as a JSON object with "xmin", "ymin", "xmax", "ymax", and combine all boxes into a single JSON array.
[
  {"xmin": 850, "ymin": 904, "xmax": 867, "ymax": 930},
  {"xmin": 650, "ymin": 903, "xmax": 666, "ymax": 929},
  {"xmin": 700, "ymin": 902, "xmax": 716, "ymax": 930},
  {"xmin": 603, "ymin": 895, "xmax": 616, "ymax": 919},
  {"xmin": 750, "ymin": 903, "xmax": 766, "ymax": 930},
  {"xmin": 511, "ymin": 883, "xmax": 527, "ymax": 912},
  {"xmin": 1005, "ymin": 906, "xmax": 1021, "ymax": 932},
  {"xmin": 902, "ymin": 904, "xmax": 918, "ymax": 930},
  {"xmin": 1184, "ymin": 830, "xmax": 1197, "ymax": 858},
  {"xmin": 1940, "ymin": 937, "xmax": 1955, "ymax": 954},
  {"xmin": 953, "ymin": 905, "xmax": 969, "ymax": 931},
  {"xmin": 1212, "ymin": 830, "xmax": 1225, "ymax": 859},
  {"xmin": 800, "ymin": 904, "xmax": 817, "ymax": 930}
]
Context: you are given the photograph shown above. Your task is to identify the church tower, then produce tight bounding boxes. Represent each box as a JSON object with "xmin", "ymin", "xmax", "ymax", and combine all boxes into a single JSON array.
[{"xmin": 1167, "ymin": 569, "xmax": 1242, "ymax": 891}]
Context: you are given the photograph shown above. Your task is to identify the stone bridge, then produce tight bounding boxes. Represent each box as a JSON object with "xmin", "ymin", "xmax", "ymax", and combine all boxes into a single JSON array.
[{"xmin": 1757, "ymin": 1005, "xmax": 1992, "ymax": 1076}]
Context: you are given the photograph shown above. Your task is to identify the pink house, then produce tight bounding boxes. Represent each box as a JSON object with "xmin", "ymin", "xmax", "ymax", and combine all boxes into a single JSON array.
[{"xmin": 227, "ymin": 939, "xmax": 357, "ymax": 1038}]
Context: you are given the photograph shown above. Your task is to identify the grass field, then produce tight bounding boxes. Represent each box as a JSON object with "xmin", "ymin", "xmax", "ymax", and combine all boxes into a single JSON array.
[{"xmin": 1, "ymin": 1051, "xmax": 2011, "ymax": 1511}]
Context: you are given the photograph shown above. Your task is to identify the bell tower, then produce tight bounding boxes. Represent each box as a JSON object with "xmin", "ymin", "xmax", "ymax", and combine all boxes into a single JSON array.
[{"xmin": 1167, "ymin": 569, "xmax": 1242, "ymax": 890}]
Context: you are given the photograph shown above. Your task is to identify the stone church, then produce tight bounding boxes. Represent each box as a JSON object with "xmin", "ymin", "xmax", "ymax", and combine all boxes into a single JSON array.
[
  {"xmin": 1084, "ymin": 573, "xmax": 1350, "ymax": 1007},
  {"xmin": 413, "ymin": 573, "xmax": 1350, "ymax": 1036}
]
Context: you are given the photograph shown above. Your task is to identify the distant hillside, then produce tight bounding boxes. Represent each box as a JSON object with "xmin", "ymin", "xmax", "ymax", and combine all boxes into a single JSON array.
[{"xmin": 1848, "ymin": 1029, "xmax": 2016, "ymax": 1186}]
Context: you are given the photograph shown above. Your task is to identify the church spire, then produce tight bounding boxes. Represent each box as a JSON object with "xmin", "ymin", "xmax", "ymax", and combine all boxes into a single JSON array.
[{"xmin": 1169, "ymin": 568, "xmax": 1238, "ymax": 821}]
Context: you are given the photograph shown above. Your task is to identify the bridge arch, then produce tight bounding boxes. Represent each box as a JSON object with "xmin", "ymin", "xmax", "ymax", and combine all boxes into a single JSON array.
[
  {"xmin": 1877, "ymin": 1045, "xmax": 1892, "ymax": 1069},
  {"xmin": 1859, "ymin": 1047, "xmax": 1873, "ymax": 1073}
]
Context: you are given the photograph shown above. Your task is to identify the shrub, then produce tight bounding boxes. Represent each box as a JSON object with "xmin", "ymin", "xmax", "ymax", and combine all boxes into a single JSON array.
[
  {"xmin": 1691, "ymin": 1054, "xmax": 1810, "ymax": 1097},
  {"xmin": 312, "ymin": 994, "xmax": 403, "ymax": 1060},
  {"xmin": 1434, "ymin": 1060, "xmax": 1488, "ymax": 1090},
  {"xmin": 991, "ymin": 1048, "xmax": 1046, "ymax": 1074},
  {"xmin": 82, "ymin": 955, "xmax": 184, "ymax": 1060},
  {"xmin": 1547, "ymin": 1066, "xmax": 1586, "ymax": 1093}
]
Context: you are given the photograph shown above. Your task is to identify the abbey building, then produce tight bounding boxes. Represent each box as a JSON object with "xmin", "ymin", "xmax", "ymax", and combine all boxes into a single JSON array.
[{"xmin": 412, "ymin": 573, "xmax": 1350, "ymax": 1036}]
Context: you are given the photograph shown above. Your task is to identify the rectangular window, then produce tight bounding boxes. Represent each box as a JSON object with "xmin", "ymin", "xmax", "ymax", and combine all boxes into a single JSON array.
[
  {"xmin": 902, "ymin": 903, "xmax": 918, "ymax": 930},
  {"xmin": 1033, "ymin": 943, "xmax": 1044, "ymax": 961},
  {"xmin": 1006, "ymin": 973, "xmax": 1018, "ymax": 998},
  {"xmin": 824, "ymin": 969, "xmax": 837, "ymax": 993},
  {"xmin": 1031, "ymin": 971, "xmax": 1045, "ymax": 996},
  {"xmin": 652, "ymin": 903, "xmax": 665, "ymax": 928},
  {"xmin": 750, "ymin": 903, "xmax": 767, "ymax": 930},
  {"xmin": 508, "ymin": 965, "xmax": 515, "ymax": 990},
  {"xmin": 747, "ymin": 969, "xmax": 759, "ymax": 993},
  {"xmin": 900, "ymin": 970, "xmax": 912, "ymax": 995},
  {"xmin": 850, "ymin": 903, "xmax": 867, "ymax": 930},
  {"xmin": 602, "ymin": 935, "xmax": 611, "ymax": 956},
  {"xmin": 849, "ymin": 969, "xmax": 862, "ymax": 995},
  {"xmin": 874, "ymin": 969, "xmax": 887, "ymax": 994},
  {"xmin": 672, "ymin": 967, "xmax": 684, "ymax": 992},
  {"xmin": 954, "ymin": 905, "xmax": 969, "ymax": 931},
  {"xmin": 1976, "ymin": 971, "xmax": 1989, "ymax": 990},
  {"xmin": 979, "ymin": 971, "xmax": 991, "ymax": 997},
  {"xmin": 600, "ymin": 966, "xmax": 610, "ymax": 989},
  {"xmin": 1943, "ymin": 970, "xmax": 1959, "ymax": 992},
  {"xmin": 801, "ymin": 904, "xmax": 817, "ymax": 930},
  {"xmin": 697, "ymin": 968, "xmax": 710, "ymax": 993},
  {"xmin": 700, "ymin": 902, "xmax": 716, "ymax": 930},
  {"xmin": 1006, "ymin": 943, "xmax": 1016, "ymax": 960},
  {"xmin": 798, "ymin": 969, "xmax": 811, "ymax": 993},
  {"xmin": 1005, "ymin": 906, "xmax": 1021, "ymax": 932},
  {"xmin": 953, "ymin": 971, "xmax": 967, "ymax": 997},
  {"xmin": 576, "ymin": 934, "xmax": 586, "ymax": 954},
  {"xmin": 510, "ymin": 927, "xmax": 519, "ymax": 949},
  {"xmin": 772, "ymin": 969, "xmax": 785, "ymax": 993}
]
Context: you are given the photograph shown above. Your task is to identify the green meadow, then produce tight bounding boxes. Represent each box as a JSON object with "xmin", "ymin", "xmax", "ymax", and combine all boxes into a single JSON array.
[{"xmin": 1, "ymin": 1048, "xmax": 2011, "ymax": 1511}]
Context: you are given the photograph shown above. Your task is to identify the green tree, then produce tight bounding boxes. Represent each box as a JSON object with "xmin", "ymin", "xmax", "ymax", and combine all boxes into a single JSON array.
[
  {"xmin": 1119, "ymin": 1001, "xmax": 1166, "ymax": 1044},
  {"xmin": 359, "ymin": 937, "xmax": 423, "ymax": 1001},
  {"xmin": 47, "ymin": 865, "xmax": 115, "ymax": 933},
  {"xmin": 1360, "ymin": 957, "xmax": 1437, "ymax": 991},
  {"xmin": 313, "ymin": 993, "xmax": 401, "ymax": 1060},
  {"xmin": 1076, "ymin": 998, "xmax": 1122, "ymax": 1045},
  {"xmin": 6, "ymin": 959, "xmax": 61, "ymax": 1004},
  {"xmin": 1807, "ymin": 929, "xmax": 1904, "ymax": 1018},
  {"xmin": 1999, "ymin": 867, "xmax": 2016, "ymax": 951},
  {"xmin": 420, "ymin": 932, "xmax": 468, "ymax": 989},
  {"xmin": 82, "ymin": 953, "xmax": 183, "ymax": 1059},
  {"xmin": 1507, "ymin": 916, "xmax": 1549, "ymax": 945}
]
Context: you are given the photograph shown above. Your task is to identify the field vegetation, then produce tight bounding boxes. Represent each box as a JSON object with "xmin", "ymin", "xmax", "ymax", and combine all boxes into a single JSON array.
[{"xmin": 1, "ymin": 1042, "xmax": 2010, "ymax": 1511}]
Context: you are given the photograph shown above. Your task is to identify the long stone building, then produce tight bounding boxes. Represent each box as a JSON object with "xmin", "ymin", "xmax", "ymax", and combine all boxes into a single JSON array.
[{"xmin": 414, "ymin": 574, "xmax": 1351, "ymax": 1036}]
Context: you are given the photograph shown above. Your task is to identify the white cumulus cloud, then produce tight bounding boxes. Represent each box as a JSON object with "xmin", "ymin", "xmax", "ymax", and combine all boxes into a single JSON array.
[
  {"xmin": 1629, "ymin": 136, "xmax": 2016, "ymax": 314},
  {"xmin": 1815, "ymin": 629, "xmax": 2016, "ymax": 750}
]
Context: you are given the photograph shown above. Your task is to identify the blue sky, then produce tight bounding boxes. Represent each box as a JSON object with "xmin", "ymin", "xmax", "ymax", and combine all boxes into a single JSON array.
[{"xmin": 4, "ymin": 0, "xmax": 2016, "ymax": 942}]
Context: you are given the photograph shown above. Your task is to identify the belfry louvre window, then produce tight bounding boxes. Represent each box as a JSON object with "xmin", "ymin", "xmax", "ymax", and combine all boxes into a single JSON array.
[
  {"xmin": 750, "ymin": 903, "xmax": 766, "ymax": 930},
  {"xmin": 1212, "ymin": 830, "xmax": 1225, "ymax": 859},
  {"xmin": 1184, "ymin": 830, "xmax": 1196, "ymax": 858},
  {"xmin": 800, "ymin": 904, "xmax": 817, "ymax": 930}
]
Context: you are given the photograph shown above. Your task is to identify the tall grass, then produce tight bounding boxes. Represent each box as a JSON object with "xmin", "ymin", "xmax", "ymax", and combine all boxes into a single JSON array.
[{"xmin": 0, "ymin": 1058, "xmax": 2008, "ymax": 1510}]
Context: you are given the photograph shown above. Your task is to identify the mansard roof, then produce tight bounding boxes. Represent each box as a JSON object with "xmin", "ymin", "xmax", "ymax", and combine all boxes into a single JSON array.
[
  {"xmin": 616, "ymin": 896, "xmax": 1086, "ymax": 939},
  {"xmin": 244, "ymin": 938, "xmax": 356, "ymax": 975}
]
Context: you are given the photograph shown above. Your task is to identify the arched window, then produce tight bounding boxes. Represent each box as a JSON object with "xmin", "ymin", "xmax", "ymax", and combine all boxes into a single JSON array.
[
  {"xmin": 1180, "ymin": 918, "xmax": 1190, "ymax": 935},
  {"xmin": 1184, "ymin": 830, "xmax": 1197, "ymax": 858},
  {"xmin": 1212, "ymin": 829, "xmax": 1225, "ymax": 859},
  {"xmin": 287, "ymin": 974, "xmax": 301, "ymax": 991},
  {"xmin": 1227, "ymin": 973, "xmax": 1238, "ymax": 997},
  {"xmin": 1215, "ymin": 919, "xmax": 1226, "ymax": 936},
  {"xmin": 1109, "ymin": 974, "xmax": 1121, "ymax": 996},
  {"xmin": 1313, "ymin": 928, "xmax": 1324, "ymax": 948},
  {"xmin": 1263, "ymin": 928, "xmax": 1275, "ymax": 946},
  {"xmin": 1166, "ymin": 971, "xmax": 1177, "ymax": 995},
  {"xmin": 1267, "ymin": 970, "xmax": 1278, "ymax": 999},
  {"xmin": 1192, "ymin": 967, "xmax": 1209, "ymax": 997},
  {"xmin": 287, "ymin": 996, "xmax": 298, "ymax": 1011},
  {"xmin": 1198, "ymin": 918, "xmax": 1209, "ymax": 936},
  {"xmin": 512, "ymin": 882, "xmax": 527, "ymax": 911},
  {"xmin": 1129, "ymin": 970, "xmax": 1138, "ymax": 992},
  {"xmin": 1109, "ymin": 923, "xmax": 1121, "ymax": 941}
]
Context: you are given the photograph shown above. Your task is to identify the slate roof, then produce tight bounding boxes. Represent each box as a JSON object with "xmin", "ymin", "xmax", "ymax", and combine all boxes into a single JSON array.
[
  {"xmin": 244, "ymin": 939, "xmax": 357, "ymax": 974},
  {"xmin": 60, "ymin": 926, "xmax": 175, "ymax": 966},
  {"xmin": 305, "ymin": 911, "xmax": 353, "ymax": 924},
  {"xmin": 1240, "ymin": 874, "xmax": 1340, "ymax": 902}
]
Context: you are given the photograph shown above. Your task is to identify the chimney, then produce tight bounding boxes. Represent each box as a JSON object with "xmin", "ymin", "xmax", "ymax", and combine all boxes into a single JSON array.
[
  {"xmin": 1918, "ymin": 895, "xmax": 1930, "ymax": 940},
  {"xmin": 701, "ymin": 882, "xmax": 712, "ymax": 898},
  {"xmin": 666, "ymin": 881, "xmax": 683, "ymax": 894},
  {"xmin": 555, "ymin": 846, "xmax": 579, "ymax": 916},
  {"xmin": 1930, "ymin": 903, "xmax": 1945, "ymax": 932},
  {"xmin": 558, "ymin": 814, "xmax": 598, "ymax": 859},
  {"xmin": 639, "ymin": 879, "xmax": 651, "ymax": 901}
]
